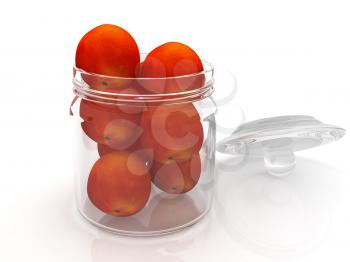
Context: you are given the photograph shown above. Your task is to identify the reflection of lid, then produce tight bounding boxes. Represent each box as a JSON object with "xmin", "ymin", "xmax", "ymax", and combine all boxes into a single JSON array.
[{"xmin": 216, "ymin": 115, "xmax": 346, "ymax": 177}]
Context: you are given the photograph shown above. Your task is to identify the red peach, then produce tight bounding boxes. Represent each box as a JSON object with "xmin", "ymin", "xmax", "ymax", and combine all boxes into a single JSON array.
[
  {"xmin": 76, "ymin": 24, "xmax": 140, "ymax": 91},
  {"xmin": 152, "ymin": 153, "xmax": 201, "ymax": 194},
  {"xmin": 80, "ymin": 99, "xmax": 142, "ymax": 150},
  {"xmin": 87, "ymin": 151, "xmax": 151, "ymax": 216},
  {"xmin": 140, "ymin": 103, "xmax": 203, "ymax": 163},
  {"xmin": 138, "ymin": 42, "xmax": 204, "ymax": 94}
]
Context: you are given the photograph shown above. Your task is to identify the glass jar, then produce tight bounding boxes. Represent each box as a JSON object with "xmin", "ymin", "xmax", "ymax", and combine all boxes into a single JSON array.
[{"xmin": 70, "ymin": 60, "xmax": 216, "ymax": 236}]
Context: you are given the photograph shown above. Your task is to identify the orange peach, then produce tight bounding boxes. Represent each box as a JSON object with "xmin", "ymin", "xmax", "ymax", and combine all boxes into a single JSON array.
[
  {"xmin": 140, "ymin": 103, "xmax": 203, "ymax": 163},
  {"xmin": 87, "ymin": 151, "xmax": 151, "ymax": 216},
  {"xmin": 138, "ymin": 42, "xmax": 204, "ymax": 94},
  {"xmin": 80, "ymin": 99, "xmax": 142, "ymax": 150},
  {"xmin": 152, "ymin": 153, "xmax": 201, "ymax": 194},
  {"xmin": 75, "ymin": 24, "xmax": 140, "ymax": 91}
]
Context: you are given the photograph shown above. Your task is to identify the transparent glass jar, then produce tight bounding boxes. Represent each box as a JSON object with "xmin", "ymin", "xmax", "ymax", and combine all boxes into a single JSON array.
[{"xmin": 70, "ymin": 60, "xmax": 216, "ymax": 236}]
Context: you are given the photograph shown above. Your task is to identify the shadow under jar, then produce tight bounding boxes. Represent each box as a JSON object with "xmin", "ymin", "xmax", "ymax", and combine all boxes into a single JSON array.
[{"xmin": 71, "ymin": 60, "xmax": 216, "ymax": 236}]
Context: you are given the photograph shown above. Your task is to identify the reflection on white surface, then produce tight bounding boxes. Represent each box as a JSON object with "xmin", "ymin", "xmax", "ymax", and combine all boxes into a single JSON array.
[
  {"xmin": 215, "ymin": 156, "xmax": 336, "ymax": 259},
  {"xmin": 89, "ymin": 212, "xmax": 212, "ymax": 262},
  {"xmin": 71, "ymin": 155, "xmax": 341, "ymax": 262},
  {"xmin": 91, "ymin": 237, "xmax": 186, "ymax": 262}
]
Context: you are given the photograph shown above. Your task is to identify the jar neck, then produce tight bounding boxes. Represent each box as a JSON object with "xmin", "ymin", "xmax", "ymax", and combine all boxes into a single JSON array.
[
  {"xmin": 72, "ymin": 60, "xmax": 214, "ymax": 106},
  {"xmin": 73, "ymin": 78, "xmax": 214, "ymax": 107}
]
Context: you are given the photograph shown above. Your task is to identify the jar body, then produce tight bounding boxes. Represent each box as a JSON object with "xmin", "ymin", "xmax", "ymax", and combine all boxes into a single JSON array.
[{"xmin": 71, "ymin": 95, "xmax": 216, "ymax": 236}]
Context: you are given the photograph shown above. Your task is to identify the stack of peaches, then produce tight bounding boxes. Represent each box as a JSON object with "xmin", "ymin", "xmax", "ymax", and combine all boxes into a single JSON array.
[{"xmin": 76, "ymin": 24, "xmax": 205, "ymax": 217}]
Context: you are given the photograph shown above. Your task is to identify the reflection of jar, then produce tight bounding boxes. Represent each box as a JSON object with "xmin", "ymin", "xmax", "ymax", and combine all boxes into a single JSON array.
[{"xmin": 71, "ymin": 60, "xmax": 216, "ymax": 236}]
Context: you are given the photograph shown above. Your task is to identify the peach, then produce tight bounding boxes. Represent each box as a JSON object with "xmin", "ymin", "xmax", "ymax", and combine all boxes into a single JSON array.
[
  {"xmin": 138, "ymin": 42, "xmax": 204, "ymax": 94},
  {"xmin": 75, "ymin": 24, "xmax": 140, "ymax": 91},
  {"xmin": 140, "ymin": 103, "xmax": 203, "ymax": 163},
  {"xmin": 80, "ymin": 99, "xmax": 142, "ymax": 150},
  {"xmin": 87, "ymin": 151, "xmax": 151, "ymax": 216},
  {"xmin": 152, "ymin": 153, "xmax": 201, "ymax": 194}
]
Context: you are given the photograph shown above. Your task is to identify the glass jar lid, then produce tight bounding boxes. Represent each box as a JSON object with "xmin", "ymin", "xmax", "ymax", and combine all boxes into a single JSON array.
[{"xmin": 216, "ymin": 115, "xmax": 346, "ymax": 177}]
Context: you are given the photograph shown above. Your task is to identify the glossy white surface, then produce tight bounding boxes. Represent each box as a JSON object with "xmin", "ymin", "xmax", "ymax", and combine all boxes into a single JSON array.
[{"xmin": 0, "ymin": 0, "xmax": 349, "ymax": 261}]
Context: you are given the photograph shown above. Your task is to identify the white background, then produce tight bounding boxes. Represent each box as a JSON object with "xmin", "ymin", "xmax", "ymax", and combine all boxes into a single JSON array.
[{"xmin": 0, "ymin": 0, "xmax": 349, "ymax": 261}]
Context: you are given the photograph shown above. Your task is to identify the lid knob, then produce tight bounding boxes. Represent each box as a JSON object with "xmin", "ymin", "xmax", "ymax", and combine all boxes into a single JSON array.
[{"xmin": 263, "ymin": 147, "xmax": 296, "ymax": 177}]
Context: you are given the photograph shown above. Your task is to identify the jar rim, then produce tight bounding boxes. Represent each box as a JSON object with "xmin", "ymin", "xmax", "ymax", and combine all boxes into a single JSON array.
[
  {"xmin": 72, "ymin": 59, "xmax": 214, "ymax": 106},
  {"xmin": 73, "ymin": 59, "xmax": 214, "ymax": 81}
]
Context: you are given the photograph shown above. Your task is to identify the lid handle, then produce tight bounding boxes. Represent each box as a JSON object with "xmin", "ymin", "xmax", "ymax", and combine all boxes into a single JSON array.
[{"xmin": 263, "ymin": 147, "xmax": 296, "ymax": 177}]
